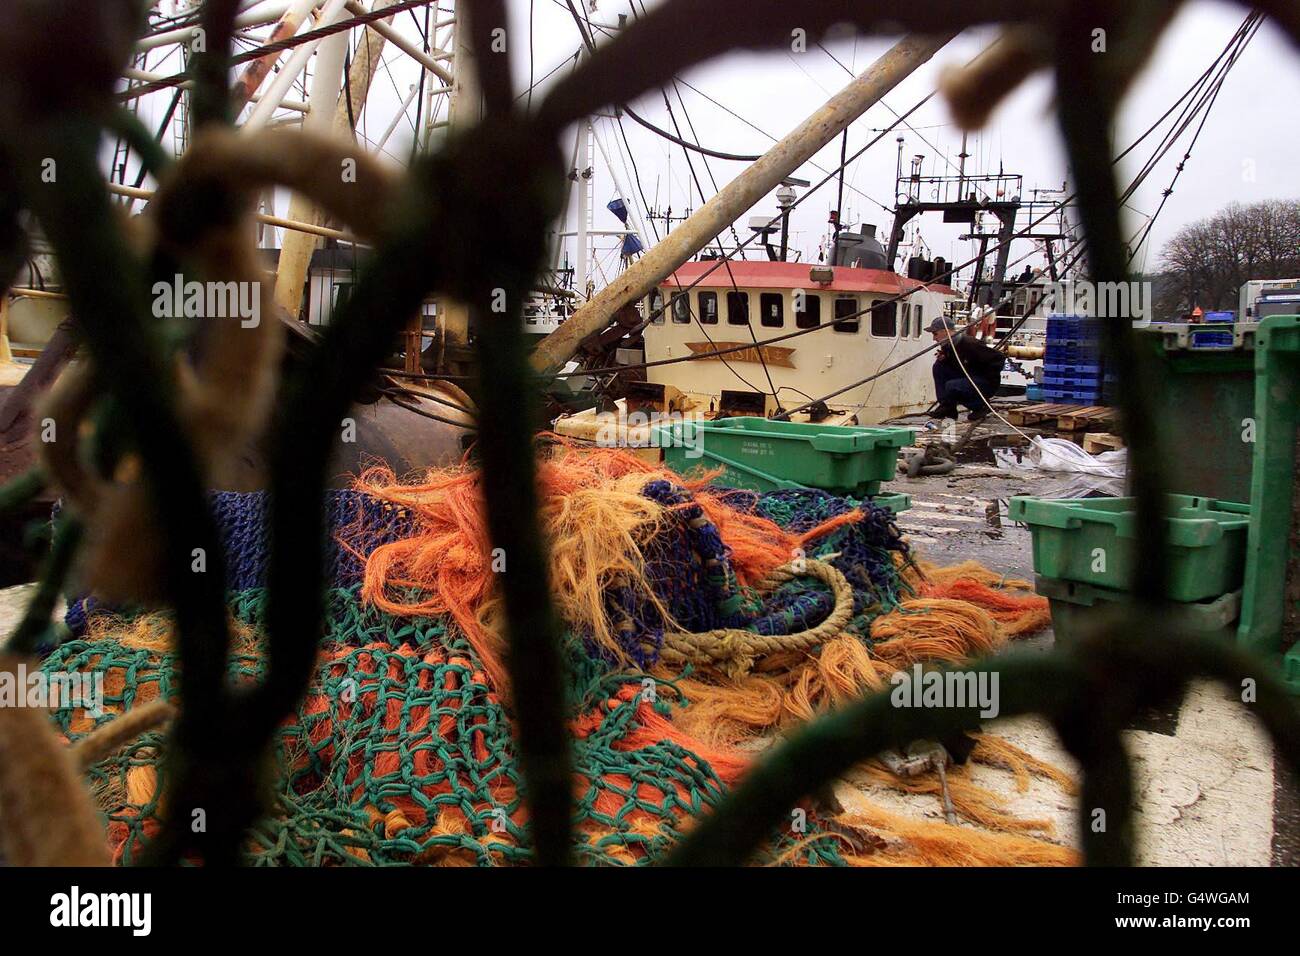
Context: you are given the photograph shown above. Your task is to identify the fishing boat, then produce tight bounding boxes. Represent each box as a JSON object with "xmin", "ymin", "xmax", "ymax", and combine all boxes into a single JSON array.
[{"xmin": 641, "ymin": 255, "xmax": 959, "ymax": 422}]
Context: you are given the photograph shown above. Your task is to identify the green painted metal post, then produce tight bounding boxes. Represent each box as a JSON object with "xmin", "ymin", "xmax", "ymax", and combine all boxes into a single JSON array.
[{"xmin": 1236, "ymin": 315, "xmax": 1300, "ymax": 691}]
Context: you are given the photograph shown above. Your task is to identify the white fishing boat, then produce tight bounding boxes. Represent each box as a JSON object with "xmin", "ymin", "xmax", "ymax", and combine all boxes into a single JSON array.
[{"xmin": 641, "ymin": 257, "xmax": 959, "ymax": 422}]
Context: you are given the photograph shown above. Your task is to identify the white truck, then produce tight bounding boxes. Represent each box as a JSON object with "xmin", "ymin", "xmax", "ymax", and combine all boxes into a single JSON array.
[{"xmin": 1239, "ymin": 277, "xmax": 1300, "ymax": 320}]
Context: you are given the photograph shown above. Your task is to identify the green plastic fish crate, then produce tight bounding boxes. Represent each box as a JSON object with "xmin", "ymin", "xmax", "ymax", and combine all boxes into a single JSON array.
[
  {"xmin": 1007, "ymin": 494, "xmax": 1250, "ymax": 603},
  {"xmin": 1034, "ymin": 575, "xmax": 1241, "ymax": 644},
  {"xmin": 870, "ymin": 491, "xmax": 912, "ymax": 515},
  {"xmin": 1138, "ymin": 323, "xmax": 1259, "ymax": 503},
  {"xmin": 653, "ymin": 417, "xmax": 915, "ymax": 495}
]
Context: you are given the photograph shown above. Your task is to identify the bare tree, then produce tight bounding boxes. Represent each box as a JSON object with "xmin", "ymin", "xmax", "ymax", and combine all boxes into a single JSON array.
[{"xmin": 1156, "ymin": 199, "xmax": 1300, "ymax": 315}]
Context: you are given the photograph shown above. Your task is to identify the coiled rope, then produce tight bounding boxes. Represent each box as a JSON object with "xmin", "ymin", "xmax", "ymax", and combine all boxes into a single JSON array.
[{"xmin": 661, "ymin": 558, "xmax": 856, "ymax": 677}]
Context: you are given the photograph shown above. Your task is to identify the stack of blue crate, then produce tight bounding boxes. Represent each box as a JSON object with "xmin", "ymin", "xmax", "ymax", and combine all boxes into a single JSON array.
[{"xmin": 1043, "ymin": 314, "xmax": 1106, "ymax": 404}]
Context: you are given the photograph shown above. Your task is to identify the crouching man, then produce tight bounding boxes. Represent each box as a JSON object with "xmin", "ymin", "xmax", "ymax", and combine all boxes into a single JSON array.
[{"xmin": 927, "ymin": 316, "xmax": 1005, "ymax": 421}]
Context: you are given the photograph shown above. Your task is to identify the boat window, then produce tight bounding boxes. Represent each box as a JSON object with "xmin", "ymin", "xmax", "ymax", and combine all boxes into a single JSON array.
[
  {"xmin": 913, "ymin": 304, "xmax": 923, "ymax": 337},
  {"xmin": 833, "ymin": 296, "xmax": 860, "ymax": 333},
  {"xmin": 671, "ymin": 291, "xmax": 691, "ymax": 324},
  {"xmin": 870, "ymin": 299, "xmax": 897, "ymax": 337},
  {"xmin": 726, "ymin": 290, "xmax": 750, "ymax": 325},
  {"xmin": 760, "ymin": 292, "xmax": 784, "ymax": 328},
  {"xmin": 698, "ymin": 291, "xmax": 719, "ymax": 324},
  {"xmin": 649, "ymin": 291, "xmax": 664, "ymax": 325},
  {"xmin": 795, "ymin": 292, "xmax": 821, "ymax": 329}
]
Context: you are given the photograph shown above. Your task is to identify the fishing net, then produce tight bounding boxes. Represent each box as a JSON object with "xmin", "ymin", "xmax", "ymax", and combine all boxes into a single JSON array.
[
  {"xmin": 50, "ymin": 587, "xmax": 853, "ymax": 866},
  {"xmin": 43, "ymin": 446, "xmax": 1071, "ymax": 866}
]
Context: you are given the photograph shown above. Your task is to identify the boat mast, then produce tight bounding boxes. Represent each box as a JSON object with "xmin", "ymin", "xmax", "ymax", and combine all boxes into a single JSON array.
[
  {"xmin": 575, "ymin": 119, "xmax": 592, "ymax": 298},
  {"xmin": 269, "ymin": 1, "xmax": 351, "ymax": 316}
]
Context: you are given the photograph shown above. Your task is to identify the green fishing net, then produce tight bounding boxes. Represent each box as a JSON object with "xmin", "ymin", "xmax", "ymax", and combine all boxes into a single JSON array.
[{"xmin": 44, "ymin": 586, "xmax": 848, "ymax": 866}]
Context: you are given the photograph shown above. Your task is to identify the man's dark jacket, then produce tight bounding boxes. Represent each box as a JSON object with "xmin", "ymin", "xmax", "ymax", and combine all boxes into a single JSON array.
[{"xmin": 937, "ymin": 334, "xmax": 1005, "ymax": 381}]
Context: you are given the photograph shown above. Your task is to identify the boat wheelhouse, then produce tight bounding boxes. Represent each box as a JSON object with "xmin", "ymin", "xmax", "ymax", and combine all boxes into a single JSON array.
[{"xmin": 642, "ymin": 260, "xmax": 960, "ymax": 423}]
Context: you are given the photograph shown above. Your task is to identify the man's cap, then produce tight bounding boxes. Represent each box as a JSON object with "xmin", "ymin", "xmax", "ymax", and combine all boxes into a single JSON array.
[{"xmin": 927, "ymin": 316, "xmax": 956, "ymax": 333}]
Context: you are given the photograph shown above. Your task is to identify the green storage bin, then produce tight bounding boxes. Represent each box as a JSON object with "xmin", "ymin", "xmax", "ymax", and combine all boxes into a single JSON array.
[
  {"xmin": 653, "ymin": 417, "xmax": 914, "ymax": 495},
  {"xmin": 1035, "ymin": 575, "xmax": 1241, "ymax": 644},
  {"xmin": 869, "ymin": 492, "xmax": 911, "ymax": 515},
  {"xmin": 1008, "ymin": 494, "xmax": 1250, "ymax": 602},
  {"xmin": 1139, "ymin": 323, "xmax": 1258, "ymax": 503},
  {"xmin": 1285, "ymin": 644, "xmax": 1300, "ymax": 690},
  {"xmin": 1234, "ymin": 315, "xmax": 1300, "ymax": 694}
]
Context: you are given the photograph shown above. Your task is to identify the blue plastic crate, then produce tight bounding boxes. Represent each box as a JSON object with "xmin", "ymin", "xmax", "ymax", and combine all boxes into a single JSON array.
[
  {"xmin": 1203, "ymin": 311, "xmax": 1235, "ymax": 323},
  {"xmin": 1025, "ymin": 384, "xmax": 1044, "ymax": 402},
  {"xmin": 1045, "ymin": 353, "xmax": 1103, "ymax": 369},
  {"xmin": 1045, "ymin": 345, "xmax": 1102, "ymax": 358},
  {"xmin": 1046, "ymin": 314, "xmax": 1095, "ymax": 329},
  {"xmin": 1042, "ymin": 361, "xmax": 1103, "ymax": 376},
  {"xmin": 1043, "ymin": 373, "xmax": 1103, "ymax": 388},
  {"xmin": 1046, "ymin": 315, "xmax": 1102, "ymax": 342},
  {"xmin": 1187, "ymin": 328, "xmax": 1235, "ymax": 349},
  {"xmin": 1046, "ymin": 338, "xmax": 1102, "ymax": 352},
  {"xmin": 1043, "ymin": 386, "xmax": 1104, "ymax": 403},
  {"xmin": 1045, "ymin": 339, "xmax": 1103, "ymax": 351}
]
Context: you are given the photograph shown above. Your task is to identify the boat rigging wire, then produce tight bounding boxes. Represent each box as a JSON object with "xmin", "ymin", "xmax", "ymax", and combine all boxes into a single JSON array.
[
  {"xmin": 776, "ymin": 239, "xmax": 1089, "ymax": 422},
  {"xmin": 623, "ymin": 1, "xmax": 780, "ymax": 403},
  {"xmin": 559, "ymin": 0, "xmax": 780, "ymax": 402},
  {"xmin": 119, "ymin": 0, "xmax": 441, "ymax": 100},
  {"xmin": 382, "ymin": 390, "xmax": 479, "ymax": 429},
  {"xmin": 435, "ymin": 39, "xmax": 1218, "ymax": 403},
  {"xmin": 368, "ymin": 9, "xmax": 1259, "ymax": 401},
  {"xmin": 817, "ymin": 39, "xmax": 992, "ymax": 204},
  {"xmin": 528, "ymin": 0, "xmax": 536, "ymax": 111},
  {"xmin": 619, "ymin": 106, "xmax": 765, "ymax": 163},
  {"xmin": 1124, "ymin": 14, "xmax": 1261, "ymax": 263},
  {"xmin": 671, "ymin": 75, "xmax": 894, "ymax": 215},
  {"xmin": 552, "ymin": 9, "xmax": 1261, "ymax": 381},
  {"xmin": 562, "ymin": 0, "xmax": 764, "ymax": 163},
  {"xmin": 782, "ymin": 13, "xmax": 1257, "ymax": 423}
]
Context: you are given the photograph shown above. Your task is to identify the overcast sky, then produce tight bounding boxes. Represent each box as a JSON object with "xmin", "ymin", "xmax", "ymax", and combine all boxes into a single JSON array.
[
  {"xmin": 135, "ymin": 2, "xmax": 1300, "ymax": 288},
  {"xmin": 502, "ymin": 0, "xmax": 1299, "ymax": 283}
]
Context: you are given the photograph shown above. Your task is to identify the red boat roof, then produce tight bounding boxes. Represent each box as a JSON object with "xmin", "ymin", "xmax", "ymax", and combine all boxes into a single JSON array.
[{"xmin": 658, "ymin": 259, "xmax": 957, "ymax": 296}]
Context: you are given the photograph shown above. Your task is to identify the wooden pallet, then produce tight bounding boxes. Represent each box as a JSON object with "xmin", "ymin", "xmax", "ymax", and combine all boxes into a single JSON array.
[
  {"xmin": 1006, "ymin": 402, "xmax": 1072, "ymax": 426},
  {"xmin": 1006, "ymin": 402, "xmax": 1118, "ymax": 432},
  {"xmin": 1057, "ymin": 406, "xmax": 1117, "ymax": 432},
  {"xmin": 1083, "ymin": 432, "xmax": 1125, "ymax": 453}
]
